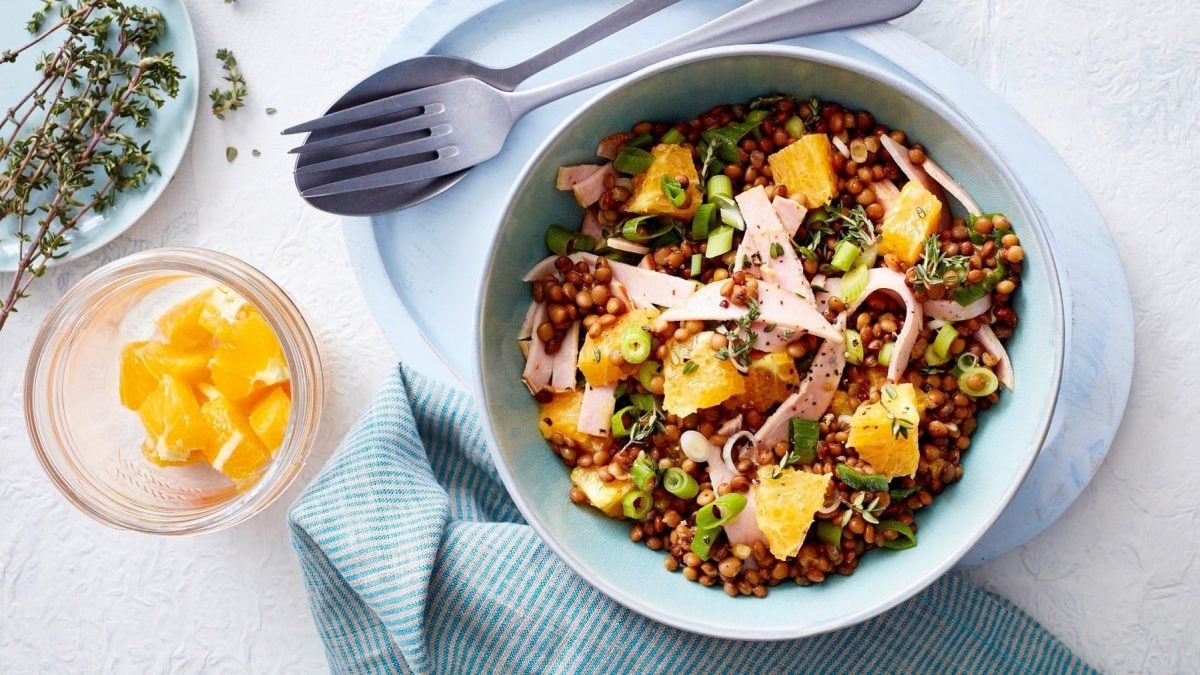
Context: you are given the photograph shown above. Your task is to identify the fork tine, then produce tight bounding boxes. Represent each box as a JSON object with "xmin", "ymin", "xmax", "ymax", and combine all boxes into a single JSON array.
[
  {"xmin": 289, "ymin": 104, "xmax": 446, "ymax": 154},
  {"xmin": 299, "ymin": 146, "xmax": 462, "ymax": 198},
  {"xmin": 293, "ymin": 125, "xmax": 453, "ymax": 175},
  {"xmin": 281, "ymin": 86, "xmax": 443, "ymax": 135}
]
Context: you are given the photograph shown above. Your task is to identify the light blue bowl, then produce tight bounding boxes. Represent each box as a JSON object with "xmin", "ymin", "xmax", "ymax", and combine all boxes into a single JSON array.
[{"xmin": 476, "ymin": 45, "xmax": 1063, "ymax": 639}]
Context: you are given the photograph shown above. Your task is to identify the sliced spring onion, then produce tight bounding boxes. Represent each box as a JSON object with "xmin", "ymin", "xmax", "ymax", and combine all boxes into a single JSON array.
[
  {"xmin": 691, "ymin": 526, "xmax": 717, "ymax": 560},
  {"xmin": 878, "ymin": 520, "xmax": 917, "ymax": 550},
  {"xmin": 835, "ymin": 464, "xmax": 890, "ymax": 491},
  {"xmin": 889, "ymin": 485, "xmax": 919, "ymax": 500},
  {"xmin": 830, "ymin": 241, "xmax": 861, "ymax": 272},
  {"xmin": 611, "ymin": 406, "xmax": 637, "ymax": 437},
  {"xmin": 844, "ymin": 328, "xmax": 864, "ymax": 365},
  {"xmin": 620, "ymin": 325, "xmax": 652, "ymax": 364},
  {"xmin": 695, "ymin": 493, "xmax": 748, "ymax": 531},
  {"xmin": 839, "ymin": 263, "xmax": 870, "ymax": 303},
  {"xmin": 958, "ymin": 366, "xmax": 999, "ymax": 398},
  {"xmin": 878, "ymin": 341, "xmax": 896, "ymax": 367},
  {"xmin": 858, "ymin": 245, "xmax": 879, "ymax": 269},
  {"xmin": 816, "ymin": 521, "xmax": 842, "ymax": 547},
  {"xmin": 690, "ymin": 253, "xmax": 702, "ymax": 278},
  {"xmin": 956, "ymin": 352, "xmax": 979, "ymax": 372},
  {"xmin": 625, "ymin": 132, "xmax": 654, "ymax": 149},
  {"xmin": 660, "ymin": 127, "xmax": 686, "ymax": 144},
  {"xmin": 629, "ymin": 452, "xmax": 657, "ymax": 491},
  {"xmin": 720, "ymin": 206, "xmax": 745, "ymax": 230},
  {"xmin": 545, "ymin": 225, "xmax": 595, "ymax": 256},
  {"xmin": 618, "ymin": 215, "xmax": 662, "ymax": 242},
  {"xmin": 787, "ymin": 418, "xmax": 820, "ymax": 466},
  {"xmin": 661, "ymin": 174, "xmax": 687, "ymax": 208},
  {"xmin": 663, "ymin": 467, "xmax": 699, "ymax": 499},
  {"xmin": 704, "ymin": 225, "xmax": 735, "ymax": 258},
  {"xmin": 953, "ymin": 262, "xmax": 1008, "ymax": 306},
  {"xmin": 614, "ymin": 146, "xmax": 653, "ymax": 174},
  {"xmin": 707, "ymin": 174, "xmax": 733, "ymax": 201},
  {"xmin": 784, "ymin": 116, "xmax": 806, "ymax": 139},
  {"xmin": 629, "ymin": 392, "xmax": 656, "ymax": 413},
  {"xmin": 770, "ymin": 241, "xmax": 784, "ymax": 258},
  {"xmin": 636, "ymin": 361, "xmax": 661, "ymax": 392},
  {"xmin": 679, "ymin": 430, "xmax": 712, "ymax": 463},
  {"xmin": 932, "ymin": 323, "xmax": 958, "ymax": 359},
  {"xmin": 924, "ymin": 343, "xmax": 950, "ymax": 367},
  {"xmin": 691, "ymin": 203, "xmax": 715, "ymax": 239},
  {"xmin": 622, "ymin": 490, "xmax": 653, "ymax": 520}
]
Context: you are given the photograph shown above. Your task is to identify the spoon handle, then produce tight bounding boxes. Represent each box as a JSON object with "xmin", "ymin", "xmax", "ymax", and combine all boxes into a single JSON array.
[
  {"xmin": 509, "ymin": 0, "xmax": 922, "ymax": 116},
  {"xmin": 494, "ymin": 0, "xmax": 685, "ymax": 90}
]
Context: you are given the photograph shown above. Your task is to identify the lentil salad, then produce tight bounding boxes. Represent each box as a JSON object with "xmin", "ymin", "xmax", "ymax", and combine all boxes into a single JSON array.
[{"xmin": 518, "ymin": 94, "xmax": 1023, "ymax": 598}]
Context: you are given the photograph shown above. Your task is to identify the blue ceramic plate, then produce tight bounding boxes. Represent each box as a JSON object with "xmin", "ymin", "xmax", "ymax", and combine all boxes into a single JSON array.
[
  {"xmin": 0, "ymin": 0, "xmax": 198, "ymax": 271},
  {"xmin": 476, "ymin": 46, "xmax": 1064, "ymax": 638}
]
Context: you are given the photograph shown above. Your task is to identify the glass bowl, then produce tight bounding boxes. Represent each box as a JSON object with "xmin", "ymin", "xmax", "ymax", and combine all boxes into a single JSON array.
[{"xmin": 24, "ymin": 248, "xmax": 325, "ymax": 534}]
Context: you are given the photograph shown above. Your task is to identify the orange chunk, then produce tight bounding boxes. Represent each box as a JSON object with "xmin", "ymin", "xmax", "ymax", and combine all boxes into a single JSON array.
[
  {"xmin": 137, "ymin": 374, "xmax": 210, "ymax": 464},
  {"xmin": 208, "ymin": 311, "xmax": 290, "ymax": 402},
  {"xmin": 847, "ymin": 383, "xmax": 922, "ymax": 478},
  {"xmin": 878, "ymin": 181, "xmax": 943, "ymax": 265},
  {"xmin": 754, "ymin": 466, "xmax": 832, "ymax": 560},
  {"xmin": 577, "ymin": 307, "xmax": 660, "ymax": 387},
  {"xmin": 200, "ymin": 394, "xmax": 271, "ymax": 482},
  {"xmin": 197, "ymin": 286, "xmax": 254, "ymax": 340},
  {"xmin": 156, "ymin": 291, "xmax": 214, "ymax": 350},
  {"xmin": 729, "ymin": 351, "xmax": 800, "ymax": 411},
  {"xmin": 662, "ymin": 331, "xmax": 744, "ymax": 418},
  {"xmin": 767, "ymin": 134, "xmax": 838, "ymax": 209},
  {"xmin": 538, "ymin": 390, "xmax": 611, "ymax": 451},
  {"xmin": 624, "ymin": 144, "xmax": 702, "ymax": 218},
  {"xmin": 120, "ymin": 340, "xmax": 212, "ymax": 410},
  {"xmin": 570, "ymin": 466, "xmax": 633, "ymax": 518},
  {"xmin": 248, "ymin": 386, "xmax": 291, "ymax": 452}
]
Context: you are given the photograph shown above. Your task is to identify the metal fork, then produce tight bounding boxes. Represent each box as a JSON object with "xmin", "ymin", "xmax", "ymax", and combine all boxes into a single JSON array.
[{"xmin": 288, "ymin": 0, "xmax": 922, "ymax": 199}]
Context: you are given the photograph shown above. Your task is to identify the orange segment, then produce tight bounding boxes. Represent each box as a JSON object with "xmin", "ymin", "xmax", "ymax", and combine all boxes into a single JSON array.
[
  {"xmin": 208, "ymin": 311, "xmax": 290, "ymax": 402},
  {"xmin": 197, "ymin": 286, "xmax": 254, "ymax": 340},
  {"xmin": 624, "ymin": 144, "xmax": 702, "ymax": 218},
  {"xmin": 577, "ymin": 307, "xmax": 660, "ymax": 387},
  {"xmin": 767, "ymin": 134, "xmax": 838, "ymax": 209},
  {"xmin": 847, "ymin": 383, "xmax": 922, "ymax": 478},
  {"xmin": 538, "ymin": 390, "xmax": 611, "ymax": 450},
  {"xmin": 878, "ymin": 181, "xmax": 943, "ymax": 265},
  {"xmin": 754, "ymin": 466, "xmax": 832, "ymax": 560},
  {"xmin": 729, "ymin": 351, "xmax": 800, "ymax": 411},
  {"xmin": 120, "ymin": 340, "xmax": 212, "ymax": 410},
  {"xmin": 662, "ymin": 331, "xmax": 744, "ymax": 418},
  {"xmin": 156, "ymin": 290, "xmax": 214, "ymax": 350},
  {"xmin": 248, "ymin": 386, "xmax": 291, "ymax": 452},
  {"xmin": 200, "ymin": 394, "xmax": 271, "ymax": 482},
  {"xmin": 137, "ymin": 374, "xmax": 210, "ymax": 464}
]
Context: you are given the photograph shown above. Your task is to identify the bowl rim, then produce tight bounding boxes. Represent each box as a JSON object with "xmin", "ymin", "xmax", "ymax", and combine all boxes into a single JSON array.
[
  {"xmin": 23, "ymin": 246, "xmax": 325, "ymax": 535},
  {"xmin": 475, "ymin": 44, "xmax": 1064, "ymax": 639}
]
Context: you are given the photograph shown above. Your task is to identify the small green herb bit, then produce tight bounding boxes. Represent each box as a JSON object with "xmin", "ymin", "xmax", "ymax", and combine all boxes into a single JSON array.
[
  {"xmin": 210, "ymin": 48, "xmax": 247, "ymax": 119},
  {"xmin": 226, "ymin": 146, "xmax": 238, "ymax": 162},
  {"xmin": 0, "ymin": 0, "xmax": 183, "ymax": 332},
  {"xmin": 265, "ymin": 107, "xmax": 277, "ymax": 115}
]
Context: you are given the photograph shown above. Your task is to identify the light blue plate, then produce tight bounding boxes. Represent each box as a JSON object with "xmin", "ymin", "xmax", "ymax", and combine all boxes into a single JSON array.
[
  {"xmin": 341, "ymin": 0, "xmax": 1134, "ymax": 569},
  {"xmin": 0, "ymin": 0, "xmax": 198, "ymax": 271}
]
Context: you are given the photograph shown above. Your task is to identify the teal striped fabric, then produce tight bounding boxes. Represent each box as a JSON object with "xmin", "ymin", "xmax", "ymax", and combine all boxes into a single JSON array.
[{"xmin": 288, "ymin": 365, "xmax": 1094, "ymax": 674}]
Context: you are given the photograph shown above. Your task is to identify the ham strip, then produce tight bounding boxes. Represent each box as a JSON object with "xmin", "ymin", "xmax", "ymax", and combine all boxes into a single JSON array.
[
  {"xmin": 659, "ymin": 280, "xmax": 841, "ymax": 342},
  {"xmin": 580, "ymin": 209, "xmax": 603, "ymax": 240},
  {"xmin": 878, "ymin": 134, "xmax": 952, "ymax": 229},
  {"xmin": 753, "ymin": 319, "xmax": 847, "ymax": 451},
  {"xmin": 556, "ymin": 164, "xmax": 603, "ymax": 191},
  {"xmin": 750, "ymin": 321, "xmax": 795, "ymax": 353},
  {"xmin": 550, "ymin": 321, "xmax": 580, "ymax": 392},
  {"xmin": 925, "ymin": 295, "xmax": 992, "ymax": 322},
  {"xmin": 521, "ymin": 303, "xmax": 553, "ymax": 394},
  {"xmin": 610, "ymin": 279, "xmax": 636, "ymax": 310},
  {"xmin": 518, "ymin": 299, "xmax": 539, "ymax": 340},
  {"xmin": 606, "ymin": 238, "xmax": 650, "ymax": 255},
  {"xmin": 705, "ymin": 445, "xmax": 766, "ymax": 548},
  {"xmin": 771, "ymin": 195, "xmax": 806, "ymax": 238},
  {"xmin": 974, "ymin": 324, "xmax": 1015, "ymax": 390},
  {"xmin": 733, "ymin": 186, "xmax": 815, "ymax": 304},
  {"xmin": 922, "ymin": 156, "xmax": 983, "ymax": 217},
  {"xmin": 522, "ymin": 252, "xmax": 597, "ymax": 282},
  {"xmin": 607, "ymin": 260, "xmax": 700, "ymax": 308},
  {"xmin": 847, "ymin": 268, "xmax": 923, "ymax": 383},
  {"xmin": 573, "ymin": 163, "xmax": 615, "ymax": 207},
  {"xmin": 717, "ymin": 415, "xmax": 743, "ymax": 437},
  {"xmin": 596, "ymin": 132, "xmax": 633, "ymax": 160},
  {"xmin": 873, "ymin": 178, "xmax": 901, "ymax": 215},
  {"xmin": 577, "ymin": 383, "xmax": 617, "ymax": 435}
]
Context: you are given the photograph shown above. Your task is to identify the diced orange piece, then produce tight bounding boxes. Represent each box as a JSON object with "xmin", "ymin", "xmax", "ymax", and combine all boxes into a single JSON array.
[
  {"xmin": 248, "ymin": 386, "xmax": 291, "ymax": 452},
  {"xmin": 156, "ymin": 291, "xmax": 214, "ymax": 350},
  {"xmin": 577, "ymin": 307, "xmax": 660, "ymax": 387},
  {"xmin": 137, "ymin": 374, "xmax": 210, "ymax": 464},
  {"xmin": 538, "ymin": 390, "xmax": 611, "ymax": 451},
  {"xmin": 570, "ymin": 466, "xmax": 633, "ymax": 518},
  {"xmin": 878, "ymin": 181, "xmax": 943, "ymax": 265},
  {"xmin": 197, "ymin": 286, "xmax": 254, "ymax": 340},
  {"xmin": 847, "ymin": 383, "xmax": 922, "ymax": 478},
  {"xmin": 208, "ymin": 311, "xmax": 290, "ymax": 402},
  {"xmin": 120, "ymin": 340, "xmax": 212, "ymax": 410},
  {"xmin": 754, "ymin": 466, "xmax": 832, "ymax": 560},
  {"xmin": 200, "ymin": 394, "xmax": 271, "ymax": 482},
  {"xmin": 662, "ymin": 331, "xmax": 744, "ymax": 418},
  {"xmin": 625, "ymin": 144, "xmax": 702, "ymax": 218},
  {"xmin": 767, "ymin": 134, "xmax": 838, "ymax": 209},
  {"xmin": 729, "ymin": 351, "xmax": 800, "ymax": 411}
]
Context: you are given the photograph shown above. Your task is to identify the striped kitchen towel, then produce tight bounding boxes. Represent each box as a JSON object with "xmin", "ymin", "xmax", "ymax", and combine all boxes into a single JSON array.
[{"xmin": 288, "ymin": 365, "xmax": 1093, "ymax": 674}]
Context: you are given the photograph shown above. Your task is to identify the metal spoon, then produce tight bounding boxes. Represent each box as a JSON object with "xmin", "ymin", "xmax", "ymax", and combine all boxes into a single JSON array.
[{"xmin": 294, "ymin": 0, "xmax": 682, "ymax": 216}]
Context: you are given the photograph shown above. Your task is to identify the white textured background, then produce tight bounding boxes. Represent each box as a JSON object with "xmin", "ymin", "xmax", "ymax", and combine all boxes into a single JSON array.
[{"xmin": 0, "ymin": 0, "xmax": 1195, "ymax": 672}]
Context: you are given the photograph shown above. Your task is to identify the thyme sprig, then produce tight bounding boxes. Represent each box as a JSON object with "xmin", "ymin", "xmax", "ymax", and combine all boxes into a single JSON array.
[
  {"xmin": 911, "ymin": 235, "xmax": 969, "ymax": 291},
  {"xmin": 881, "ymin": 384, "xmax": 917, "ymax": 440},
  {"xmin": 714, "ymin": 297, "xmax": 760, "ymax": 369},
  {"xmin": 0, "ymin": 0, "xmax": 183, "ymax": 332},
  {"xmin": 209, "ymin": 47, "xmax": 245, "ymax": 119},
  {"xmin": 841, "ymin": 491, "xmax": 884, "ymax": 526},
  {"xmin": 625, "ymin": 404, "xmax": 664, "ymax": 448}
]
